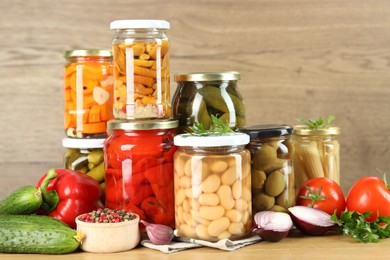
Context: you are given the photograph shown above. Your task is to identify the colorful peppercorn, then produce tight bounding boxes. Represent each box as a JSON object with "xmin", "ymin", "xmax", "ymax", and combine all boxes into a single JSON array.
[{"xmin": 78, "ymin": 208, "xmax": 137, "ymax": 223}]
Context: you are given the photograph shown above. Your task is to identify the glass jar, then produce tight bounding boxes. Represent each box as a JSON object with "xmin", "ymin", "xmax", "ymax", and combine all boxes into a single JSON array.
[
  {"xmin": 238, "ymin": 125, "xmax": 295, "ymax": 214},
  {"xmin": 173, "ymin": 71, "xmax": 245, "ymax": 134},
  {"xmin": 110, "ymin": 19, "xmax": 171, "ymax": 119},
  {"xmin": 292, "ymin": 125, "xmax": 341, "ymax": 190},
  {"xmin": 63, "ymin": 138, "xmax": 106, "ymax": 201},
  {"xmin": 64, "ymin": 49, "xmax": 113, "ymax": 138},
  {"xmin": 103, "ymin": 119, "xmax": 178, "ymax": 228},
  {"xmin": 173, "ymin": 133, "xmax": 252, "ymax": 242}
]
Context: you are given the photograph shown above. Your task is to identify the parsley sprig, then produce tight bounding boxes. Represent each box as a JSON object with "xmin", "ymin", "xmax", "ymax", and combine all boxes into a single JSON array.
[
  {"xmin": 296, "ymin": 115, "xmax": 335, "ymax": 130},
  {"xmin": 188, "ymin": 115, "xmax": 234, "ymax": 136},
  {"xmin": 331, "ymin": 211, "xmax": 390, "ymax": 243}
]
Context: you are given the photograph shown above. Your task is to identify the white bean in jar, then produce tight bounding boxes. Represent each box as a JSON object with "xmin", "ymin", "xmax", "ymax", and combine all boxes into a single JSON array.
[{"xmin": 173, "ymin": 133, "xmax": 252, "ymax": 242}]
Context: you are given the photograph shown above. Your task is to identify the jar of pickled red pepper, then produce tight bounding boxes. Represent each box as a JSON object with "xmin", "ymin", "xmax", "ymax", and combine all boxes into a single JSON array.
[
  {"xmin": 104, "ymin": 119, "xmax": 178, "ymax": 228},
  {"xmin": 64, "ymin": 49, "xmax": 114, "ymax": 138},
  {"xmin": 110, "ymin": 20, "xmax": 171, "ymax": 119},
  {"xmin": 292, "ymin": 125, "xmax": 341, "ymax": 190},
  {"xmin": 173, "ymin": 133, "xmax": 252, "ymax": 241},
  {"xmin": 238, "ymin": 125, "xmax": 295, "ymax": 214},
  {"xmin": 172, "ymin": 71, "xmax": 245, "ymax": 134}
]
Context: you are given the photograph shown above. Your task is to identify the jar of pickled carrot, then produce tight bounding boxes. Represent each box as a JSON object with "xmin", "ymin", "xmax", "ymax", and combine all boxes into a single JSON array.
[
  {"xmin": 103, "ymin": 119, "xmax": 178, "ymax": 228},
  {"xmin": 292, "ymin": 125, "xmax": 341, "ymax": 190},
  {"xmin": 64, "ymin": 49, "xmax": 113, "ymax": 138},
  {"xmin": 110, "ymin": 20, "xmax": 171, "ymax": 119}
]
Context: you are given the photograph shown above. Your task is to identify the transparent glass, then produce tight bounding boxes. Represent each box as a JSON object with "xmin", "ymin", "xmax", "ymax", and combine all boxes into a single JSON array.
[
  {"xmin": 293, "ymin": 134, "xmax": 340, "ymax": 190},
  {"xmin": 112, "ymin": 28, "xmax": 171, "ymax": 119},
  {"xmin": 103, "ymin": 128, "xmax": 176, "ymax": 228},
  {"xmin": 247, "ymin": 136, "xmax": 295, "ymax": 215},
  {"xmin": 64, "ymin": 56, "xmax": 113, "ymax": 138},
  {"xmin": 172, "ymin": 80, "xmax": 245, "ymax": 134},
  {"xmin": 174, "ymin": 145, "xmax": 252, "ymax": 242}
]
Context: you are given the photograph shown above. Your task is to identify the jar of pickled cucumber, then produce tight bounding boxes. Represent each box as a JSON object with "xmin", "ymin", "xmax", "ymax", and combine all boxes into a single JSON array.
[
  {"xmin": 173, "ymin": 133, "xmax": 252, "ymax": 242},
  {"xmin": 64, "ymin": 49, "xmax": 113, "ymax": 138},
  {"xmin": 238, "ymin": 125, "xmax": 295, "ymax": 214},
  {"xmin": 292, "ymin": 125, "xmax": 340, "ymax": 191},
  {"xmin": 110, "ymin": 20, "xmax": 171, "ymax": 119},
  {"xmin": 173, "ymin": 71, "xmax": 245, "ymax": 134},
  {"xmin": 104, "ymin": 119, "xmax": 178, "ymax": 227}
]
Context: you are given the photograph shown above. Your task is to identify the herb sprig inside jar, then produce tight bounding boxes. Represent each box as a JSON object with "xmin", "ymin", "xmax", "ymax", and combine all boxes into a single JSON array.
[{"xmin": 292, "ymin": 115, "xmax": 341, "ymax": 190}]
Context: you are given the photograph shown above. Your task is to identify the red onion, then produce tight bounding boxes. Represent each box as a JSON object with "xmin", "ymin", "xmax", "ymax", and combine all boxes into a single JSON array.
[
  {"xmin": 252, "ymin": 211, "xmax": 293, "ymax": 242},
  {"xmin": 288, "ymin": 206, "xmax": 337, "ymax": 236}
]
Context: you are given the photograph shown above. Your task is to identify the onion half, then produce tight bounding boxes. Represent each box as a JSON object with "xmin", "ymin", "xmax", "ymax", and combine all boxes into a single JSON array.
[{"xmin": 252, "ymin": 211, "xmax": 293, "ymax": 242}]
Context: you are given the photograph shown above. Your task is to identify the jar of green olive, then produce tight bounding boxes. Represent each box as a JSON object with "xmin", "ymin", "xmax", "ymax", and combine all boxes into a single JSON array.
[
  {"xmin": 172, "ymin": 71, "xmax": 245, "ymax": 134},
  {"xmin": 292, "ymin": 125, "xmax": 340, "ymax": 191},
  {"xmin": 238, "ymin": 125, "xmax": 295, "ymax": 214},
  {"xmin": 173, "ymin": 133, "xmax": 252, "ymax": 242}
]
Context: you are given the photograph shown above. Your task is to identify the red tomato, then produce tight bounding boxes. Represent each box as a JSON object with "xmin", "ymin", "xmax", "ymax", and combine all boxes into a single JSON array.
[
  {"xmin": 296, "ymin": 177, "xmax": 346, "ymax": 217},
  {"xmin": 346, "ymin": 176, "xmax": 390, "ymax": 222}
]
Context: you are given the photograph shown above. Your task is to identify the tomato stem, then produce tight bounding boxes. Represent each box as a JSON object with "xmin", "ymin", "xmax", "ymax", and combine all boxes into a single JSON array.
[{"xmin": 298, "ymin": 185, "xmax": 327, "ymax": 207}]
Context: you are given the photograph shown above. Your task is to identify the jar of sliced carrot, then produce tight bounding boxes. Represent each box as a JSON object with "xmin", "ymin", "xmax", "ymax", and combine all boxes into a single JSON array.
[
  {"xmin": 110, "ymin": 20, "xmax": 171, "ymax": 119},
  {"xmin": 103, "ymin": 119, "xmax": 178, "ymax": 228},
  {"xmin": 64, "ymin": 49, "xmax": 113, "ymax": 138}
]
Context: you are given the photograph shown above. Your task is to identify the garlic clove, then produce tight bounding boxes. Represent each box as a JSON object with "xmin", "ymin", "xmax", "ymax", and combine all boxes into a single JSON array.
[{"xmin": 141, "ymin": 220, "xmax": 174, "ymax": 245}]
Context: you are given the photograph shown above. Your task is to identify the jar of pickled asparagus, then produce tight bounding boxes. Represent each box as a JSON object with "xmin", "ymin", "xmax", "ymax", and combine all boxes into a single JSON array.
[
  {"xmin": 238, "ymin": 125, "xmax": 295, "ymax": 214},
  {"xmin": 64, "ymin": 49, "xmax": 113, "ymax": 138},
  {"xmin": 110, "ymin": 20, "xmax": 171, "ymax": 119},
  {"xmin": 173, "ymin": 133, "xmax": 252, "ymax": 242},
  {"xmin": 104, "ymin": 119, "xmax": 178, "ymax": 227},
  {"xmin": 292, "ymin": 125, "xmax": 340, "ymax": 191},
  {"xmin": 172, "ymin": 71, "xmax": 245, "ymax": 134}
]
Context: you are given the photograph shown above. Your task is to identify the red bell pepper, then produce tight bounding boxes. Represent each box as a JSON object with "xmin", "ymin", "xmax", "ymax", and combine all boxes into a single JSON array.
[{"xmin": 37, "ymin": 168, "xmax": 104, "ymax": 229}]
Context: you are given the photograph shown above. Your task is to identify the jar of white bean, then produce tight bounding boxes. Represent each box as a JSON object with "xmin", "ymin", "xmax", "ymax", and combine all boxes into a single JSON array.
[{"xmin": 173, "ymin": 133, "xmax": 252, "ymax": 242}]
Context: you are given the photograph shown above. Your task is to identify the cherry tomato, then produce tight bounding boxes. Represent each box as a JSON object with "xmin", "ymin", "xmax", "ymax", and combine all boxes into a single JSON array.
[
  {"xmin": 296, "ymin": 177, "xmax": 346, "ymax": 217},
  {"xmin": 346, "ymin": 176, "xmax": 390, "ymax": 222}
]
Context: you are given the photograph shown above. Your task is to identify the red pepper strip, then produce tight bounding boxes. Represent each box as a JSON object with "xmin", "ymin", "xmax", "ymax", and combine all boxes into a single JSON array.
[
  {"xmin": 144, "ymin": 162, "xmax": 173, "ymax": 186},
  {"xmin": 141, "ymin": 197, "xmax": 167, "ymax": 224},
  {"xmin": 104, "ymin": 174, "xmax": 123, "ymax": 205},
  {"xmin": 162, "ymin": 144, "xmax": 177, "ymax": 164},
  {"xmin": 151, "ymin": 182, "xmax": 174, "ymax": 207},
  {"xmin": 124, "ymin": 183, "xmax": 154, "ymax": 206},
  {"xmin": 132, "ymin": 157, "xmax": 160, "ymax": 175},
  {"xmin": 37, "ymin": 169, "xmax": 104, "ymax": 229}
]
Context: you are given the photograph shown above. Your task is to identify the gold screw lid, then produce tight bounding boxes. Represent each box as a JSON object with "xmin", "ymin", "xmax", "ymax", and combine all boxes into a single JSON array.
[
  {"xmin": 107, "ymin": 119, "xmax": 178, "ymax": 133},
  {"xmin": 175, "ymin": 71, "xmax": 240, "ymax": 82},
  {"xmin": 64, "ymin": 49, "xmax": 112, "ymax": 58},
  {"xmin": 292, "ymin": 125, "xmax": 340, "ymax": 136}
]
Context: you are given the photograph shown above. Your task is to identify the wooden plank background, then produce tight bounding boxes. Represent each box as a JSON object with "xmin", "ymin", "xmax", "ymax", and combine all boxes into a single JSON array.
[{"xmin": 0, "ymin": 0, "xmax": 389, "ymax": 195}]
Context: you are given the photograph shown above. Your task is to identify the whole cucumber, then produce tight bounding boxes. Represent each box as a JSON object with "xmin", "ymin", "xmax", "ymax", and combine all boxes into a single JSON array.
[
  {"xmin": 0, "ymin": 215, "xmax": 83, "ymax": 254},
  {"xmin": 0, "ymin": 185, "xmax": 42, "ymax": 215}
]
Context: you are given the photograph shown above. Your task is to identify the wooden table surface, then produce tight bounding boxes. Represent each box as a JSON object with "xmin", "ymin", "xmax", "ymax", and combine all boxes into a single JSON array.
[
  {"xmin": 1, "ymin": 234, "xmax": 390, "ymax": 260},
  {"xmin": 1, "ymin": 163, "xmax": 390, "ymax": 259}
]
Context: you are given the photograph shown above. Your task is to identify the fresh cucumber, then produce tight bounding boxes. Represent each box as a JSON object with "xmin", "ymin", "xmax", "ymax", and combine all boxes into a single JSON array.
[
  {"xmin": 0, "ymin": 185, "xmax": 42, "ymax": 215},
  {"xmin": 0, "ymin": 215, "xmax": 83, "ymax": 254}
]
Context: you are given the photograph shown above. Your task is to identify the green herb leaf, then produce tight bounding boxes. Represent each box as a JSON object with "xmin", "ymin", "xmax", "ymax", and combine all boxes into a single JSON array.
[
  {"xmin": 188, "ymin": 115, "xmax": 234, "ymax": 136},
  {"xmin": 296, "ymin": 115, "xmax": 335, "ymax": 130},
  {"xmin": 331, "ymin": 211, "xmax": 390, "ymax": 243}
]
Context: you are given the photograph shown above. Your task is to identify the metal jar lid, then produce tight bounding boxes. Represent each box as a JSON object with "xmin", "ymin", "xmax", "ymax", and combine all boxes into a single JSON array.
[
  {"xmin": 64, "ymin": 49, "xmax": 113, "ymax": 58},
  {"xmin": 175, "ymin": 71, "xmax": 240, "ymax": 82},
  {"xmin": 238, "ymin": 125, "xmax": 293, "ymax": 139},
  {"xmin": 174, "ymin": 133, "xmax": 250, "ymax": 147},
  {"xmin": 110, "ymin": 20, "xmax": 170, "ymax": 30},
  {"xmin": 62, "ymin": 138, "xmax": 105, "ymax": 149},
  {"xmin": 292, "ymin": 125, "xmax": 341, "ymax": 136},
  {"xmin": 107, "ymin": 119, "xmax": 178, "ymax": 133}
]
